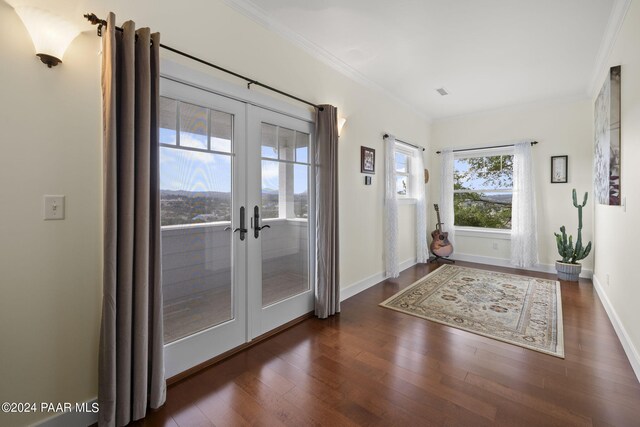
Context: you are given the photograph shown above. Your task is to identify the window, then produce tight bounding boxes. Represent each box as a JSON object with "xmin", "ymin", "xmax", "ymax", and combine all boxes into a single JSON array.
[
  {"xmin": 454, "ymin": 151, "xmax": 513, "ymax": 229},
  {"xmin": 159, "ymin": 96, "xmax": 233, "ymax": 226},
  {"xmin": 395, "ymin": 148, "xmax": 412, "ymax": 198}
]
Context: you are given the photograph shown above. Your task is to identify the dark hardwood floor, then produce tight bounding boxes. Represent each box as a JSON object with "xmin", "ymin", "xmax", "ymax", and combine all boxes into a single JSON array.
[{"xmin": 138, "ymin": 261, "xmax": 640, "ymax": 426}]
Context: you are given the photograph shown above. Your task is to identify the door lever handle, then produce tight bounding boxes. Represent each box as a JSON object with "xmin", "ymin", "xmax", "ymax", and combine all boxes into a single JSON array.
[
  {"xmin": 226, "ymin": 206, "xmax": 247, "ymax": 240},
  {"xmin": 253, "ymin": 206, "xmax": 270, "ymax": 238},
  {"xmin": 225, "ymin": 226, "xmax": 247, "ymax": 233}
]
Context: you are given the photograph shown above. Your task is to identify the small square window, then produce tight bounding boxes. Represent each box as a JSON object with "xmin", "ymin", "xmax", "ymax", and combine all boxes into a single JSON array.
[
  {"xmin": 261, "ymin": 123, "xmax": 278, "ymax": 159},
  {"xmin": 210, "ymin": 109, "xmax": 232, "ymax": 153},
  {"xmin": 278, "ymin": 127, "xmax": 296, "ymax": 162},
  {"xmin": 295, "ymin": 131, "xmax": 309, "ymax": 163},
  {"xmin": 179, "ymin": 102, "xmax": 208, "ymax": 150},
  {"xmin": 395, "ymin": 152, "xmax": 408, "ymax": 173},
  {"xmin": 159, "ymin": 97, "xmax": 177, "ymax": 145}
]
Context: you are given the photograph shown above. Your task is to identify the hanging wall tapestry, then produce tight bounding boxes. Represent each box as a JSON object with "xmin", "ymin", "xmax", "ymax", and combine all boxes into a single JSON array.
[{"xmin": 594, "ymin": 65, "xmax": 621, "ymax": 205}]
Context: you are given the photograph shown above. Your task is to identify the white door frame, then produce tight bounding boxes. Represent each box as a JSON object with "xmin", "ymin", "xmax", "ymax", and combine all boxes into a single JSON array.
[{"xmin": 161, "ymin": 78, "xmax": 248, "ymax": 379}]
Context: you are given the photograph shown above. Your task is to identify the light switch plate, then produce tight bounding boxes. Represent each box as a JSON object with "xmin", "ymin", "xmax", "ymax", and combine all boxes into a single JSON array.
[{"xmin": 44, "ymin": 195, "xmax": 65, "ymax": 220}]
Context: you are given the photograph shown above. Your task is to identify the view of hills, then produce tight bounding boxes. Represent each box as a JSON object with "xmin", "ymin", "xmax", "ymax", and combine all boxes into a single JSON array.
[{"xmin": 160, "ymin": 189, "xmax": 307, "ymax": 226}]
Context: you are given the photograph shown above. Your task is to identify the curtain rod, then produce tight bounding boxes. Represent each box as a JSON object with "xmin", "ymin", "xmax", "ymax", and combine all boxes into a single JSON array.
[
  {"xmin": 435, "ymin": 141, "xmax": 538, "ymax": 154},
  {"xmin": 83, "ymin": 13, "xmax": 324, "ymax": 111},
  {"xmin": 383, "ymin": 134, "xmax": 425, "ymax": 151}
]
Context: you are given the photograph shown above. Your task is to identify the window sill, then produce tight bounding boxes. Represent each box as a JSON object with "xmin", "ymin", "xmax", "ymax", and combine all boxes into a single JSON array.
[
  {"xmin": 263, "ymin": 217, "xmax": 308, "ymax": 223},
  {"xmin": 160, "ymin": 217, "xmax": 307, "ymax": 232},
  {"xmin": 161, "ymin": 221, "xmax": 231, "ymax": 231},
  {"xmin": 455, "ymin": 226, "xmax": 511, "ymax": 240},
  {"xmin": 398, "ymin": 198, "xmax": 417, "ymax": 205}
]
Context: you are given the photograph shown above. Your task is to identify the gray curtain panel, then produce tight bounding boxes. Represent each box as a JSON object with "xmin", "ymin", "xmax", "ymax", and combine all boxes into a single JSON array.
[
  {"xmin": 99, "ymin": 13, "xmax": 166, "ymax": 427},
  {"xmin": 315, "ymin": 105, "xmax": 340, "ymax": 318}
]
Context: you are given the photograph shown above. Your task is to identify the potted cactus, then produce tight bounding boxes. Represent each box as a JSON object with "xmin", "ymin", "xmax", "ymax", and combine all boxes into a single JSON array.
[{"xmin": 554, "ymin": 189, "xmax": 592, "ymax": 281}]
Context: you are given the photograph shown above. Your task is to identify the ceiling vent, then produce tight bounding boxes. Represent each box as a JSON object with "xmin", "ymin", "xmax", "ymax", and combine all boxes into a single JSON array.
[{"xmin": 436, "ymin": 87, "xmax": 449, "ymax": 96}]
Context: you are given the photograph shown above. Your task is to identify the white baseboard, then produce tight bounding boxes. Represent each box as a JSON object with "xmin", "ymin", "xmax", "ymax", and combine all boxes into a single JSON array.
[
  {"xmin": 451, "ymin": 252, "xmax": 593, "ymax": 279},
  {"xmin": 340, "ymin": 258, "xmax": 416, "ymax": 302},
  {"xmin": 31, "ymin": 398, "xmax": 98, "ymax": 427},
  {"xmin": 339, "ymin": 252, "xmax": 595, "ymax": 303},
  {"xmin": 592, "ymin": 274, "xmax": 640, "ymax": 383}
]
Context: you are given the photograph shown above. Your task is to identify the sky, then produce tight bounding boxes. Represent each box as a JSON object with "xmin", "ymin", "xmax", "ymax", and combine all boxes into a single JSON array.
[{"xmin": 160, "ymin": 129, "xmax": 308, "ymax": 194}]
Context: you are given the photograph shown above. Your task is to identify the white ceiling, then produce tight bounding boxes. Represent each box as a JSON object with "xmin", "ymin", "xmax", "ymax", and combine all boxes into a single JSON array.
[{"xmin": 226, "ymin": 0, "xmax": 618, "ymax": 119}]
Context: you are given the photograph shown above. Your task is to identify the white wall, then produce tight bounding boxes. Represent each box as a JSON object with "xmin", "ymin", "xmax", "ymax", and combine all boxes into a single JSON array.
[
  {"xmin": 0, "ymin": 1, "xmax": 429, "ymax": 425},
  {"xmin": 429, "ymin": 98, "xmax": 594, "ymax": 273},
  {"xmin": 591, "ymin": 0, "xmax": 640, "ymax": 379},
  {"xmin": 0, "ymin": 2, "xmax": 102, "ymax": 426}
]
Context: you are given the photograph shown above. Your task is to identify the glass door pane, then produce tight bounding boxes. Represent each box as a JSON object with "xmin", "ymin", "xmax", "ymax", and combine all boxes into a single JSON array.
[
  {"xmin": 260, "ymin": 124, "xmax": 310, "ymax": 307},
  {"xmin": 160, "ymin": 98, "xmax": 234, "ymax": 343}
]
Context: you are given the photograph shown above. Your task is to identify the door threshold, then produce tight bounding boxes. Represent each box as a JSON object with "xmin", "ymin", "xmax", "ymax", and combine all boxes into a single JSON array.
[{"xmin": 166, "ymin": 310, "xmax": 314, "ymax": 386}]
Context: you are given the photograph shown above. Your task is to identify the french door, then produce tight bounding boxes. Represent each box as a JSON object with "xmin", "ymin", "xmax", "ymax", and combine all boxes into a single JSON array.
[
  {"xmin": 159, "ymin": 78, "xmax": 314, "ymax": 377},
  {"xmin": 247, "ymin": 106, "xmax": 315, "ymax": 338}
]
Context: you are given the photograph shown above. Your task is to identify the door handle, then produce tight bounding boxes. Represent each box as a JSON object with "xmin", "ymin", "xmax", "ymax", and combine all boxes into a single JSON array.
[
  {"xmin": 225, "ymin": 206, "xmax": 247, "ymax": 240},
  {"xmin": 253, "ymin": 206, "xmax": 270, "ymax": 238},
  {"xmin": 225, "ymin": 226, "xmax": 247, "ymax": 234}
]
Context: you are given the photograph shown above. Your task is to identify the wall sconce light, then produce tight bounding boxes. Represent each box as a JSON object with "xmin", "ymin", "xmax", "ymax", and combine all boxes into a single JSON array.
[
  {"xmin": 338, "ymin": 117, "xmax": 347, "ymax": 137},
  {"xmin": 11, "ymin": 5, "xmax": 81, "ymax": 68}
]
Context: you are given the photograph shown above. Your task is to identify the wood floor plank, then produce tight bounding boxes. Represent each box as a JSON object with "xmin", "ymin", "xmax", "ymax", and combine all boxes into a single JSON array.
[
  {"xmin": 138, "ymin": 261, "xmax": 640, "ymax": 427},
  {"xmin": 232, "ymin": 371, "xmax": 318, "ymax": 426},
  {"xmin": 282, "ymin": 386, "xmax": 361, "ymax": 427},
  {"xmin": 464, "ymin": 372, "xmax": 592, "ymax": 426}
]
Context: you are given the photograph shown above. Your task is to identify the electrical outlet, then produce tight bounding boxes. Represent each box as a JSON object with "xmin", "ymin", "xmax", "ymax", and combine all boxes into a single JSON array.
[
  {"xmin": 44, "ymin": 195, "xmax": 65, "ymax": 220},
  {"xmin": 492, "ymin": 242, "xmax": 498, "ymax": 250}
]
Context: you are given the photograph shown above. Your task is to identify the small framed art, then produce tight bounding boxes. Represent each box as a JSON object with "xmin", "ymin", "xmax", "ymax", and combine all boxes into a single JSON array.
[
  {"xmin": 361, "ymin": 146, "xmax": 375, "ymax": 174},
  {"xmin": 551, "ymin": 155, "xmax": 568, "ymax": 183}
]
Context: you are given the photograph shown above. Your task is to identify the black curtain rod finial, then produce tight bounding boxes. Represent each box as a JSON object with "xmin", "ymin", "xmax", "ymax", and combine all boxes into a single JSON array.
[
  {"xmin": 84, "ymin": 13, "xmax": 106, "ymax": 26},
  {"xmin": 84, "ymin": 13, "xmax": 106, "ymax": 35}
]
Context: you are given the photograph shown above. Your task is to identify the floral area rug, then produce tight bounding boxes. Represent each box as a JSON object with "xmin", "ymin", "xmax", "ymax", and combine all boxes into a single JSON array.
[{"xmin": 380, "ymin": 264, "xmax": 564, "ymax": 358}]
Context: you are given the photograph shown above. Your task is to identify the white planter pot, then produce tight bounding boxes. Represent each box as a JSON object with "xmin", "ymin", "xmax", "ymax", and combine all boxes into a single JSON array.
[{"xmin": 555, "ymin": 261, "xmax": 582, "ymax": 282}]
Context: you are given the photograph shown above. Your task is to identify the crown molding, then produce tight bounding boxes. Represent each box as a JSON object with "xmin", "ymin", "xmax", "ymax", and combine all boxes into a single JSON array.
[
  {"xmin": 222, "ymin": 0, "xmax": 431, "ymax": 121},
  {"xmin": 587, "ymin": 0, "xmax": 632, "ymax": 97},
  {"xmin": 431, "ymin": 92, "xmax": 590, "ymax": 124}
]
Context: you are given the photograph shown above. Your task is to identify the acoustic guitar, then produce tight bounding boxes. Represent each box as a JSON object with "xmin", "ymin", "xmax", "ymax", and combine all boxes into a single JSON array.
[{"xmin": 430, "ymin": 204, "xmax": 454, "ymax": 258}]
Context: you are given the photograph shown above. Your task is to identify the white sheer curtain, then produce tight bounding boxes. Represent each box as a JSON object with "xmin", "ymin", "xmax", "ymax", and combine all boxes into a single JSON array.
[
  {"xmin": 511, "ymin": 142, "xmax": 538, "ymax": 267},
  {"xmin": 439, "ymin": 149, "xmax": 455, "ymax": 248},
  {"xmin": 411, "ymin": 146, "xmax": 428, "ymax": 263},
  {"xmin": 384, "ymin": 135, "xmax": 399, "ymax": 278}
]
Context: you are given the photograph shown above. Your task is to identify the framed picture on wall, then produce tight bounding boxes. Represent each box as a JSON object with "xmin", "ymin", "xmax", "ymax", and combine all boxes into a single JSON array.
[
  {"xmin": 551, "ymin": 155, "xmax": 568, "ymax": 183},
  {"xmin": 594, "ymin": 65, "xmax": 622, "ymax": 205},
  {"xmin": 361, "ymin": 146, "xmax": 375, "ymax": 174}
]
